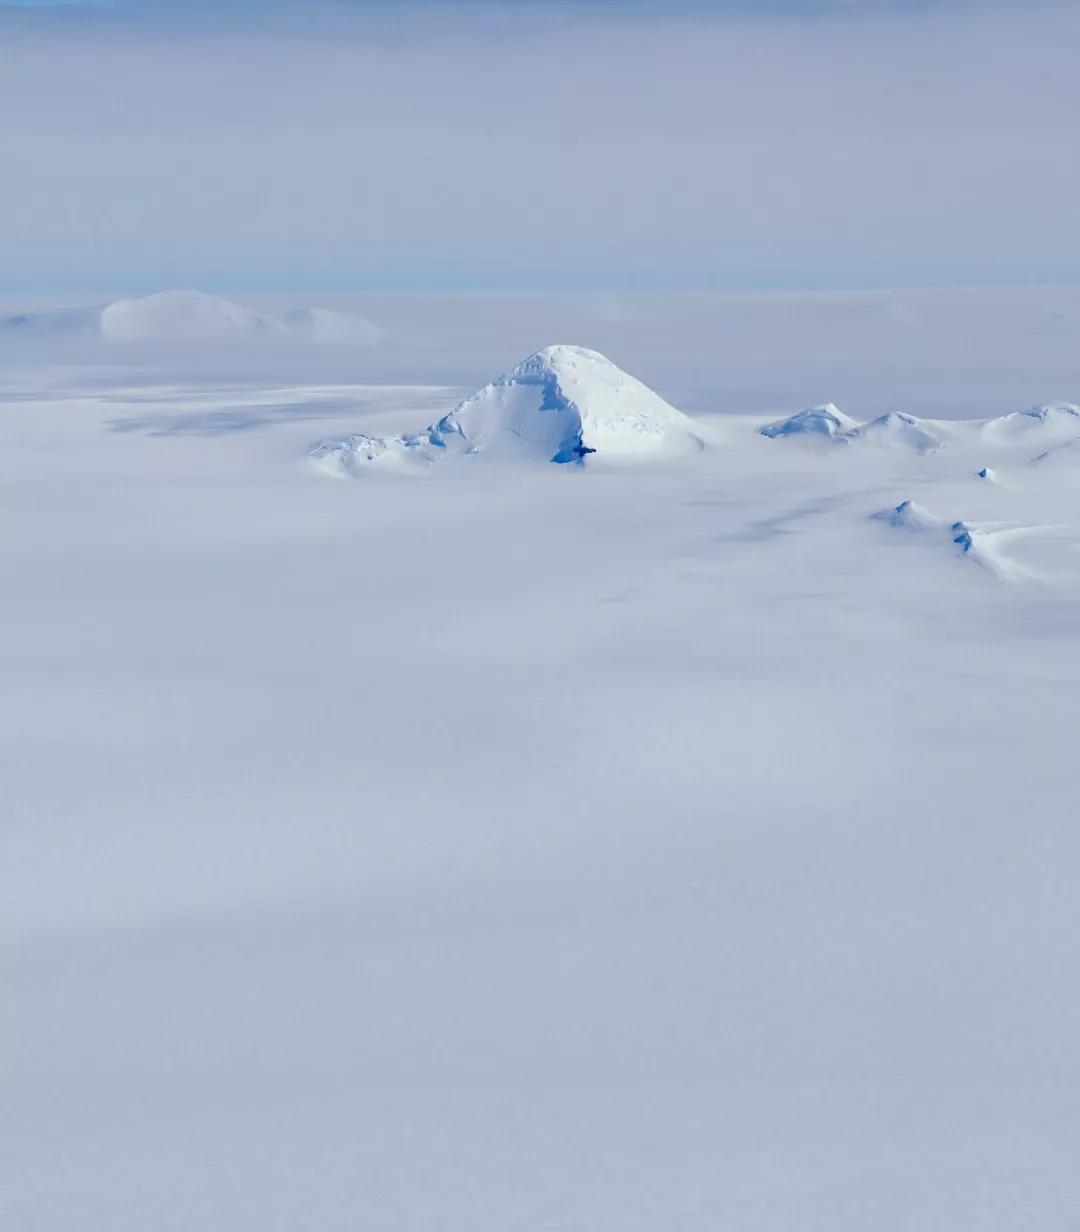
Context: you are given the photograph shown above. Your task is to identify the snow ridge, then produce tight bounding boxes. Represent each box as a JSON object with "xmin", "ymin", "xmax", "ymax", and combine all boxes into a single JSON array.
[
  {"xmin": 762, "ymin": 406, "xmax": 943, "ymax": 452},
  {"xmin": 981, "ymin": 402, "xmax": 1080, "ymax": 446}
]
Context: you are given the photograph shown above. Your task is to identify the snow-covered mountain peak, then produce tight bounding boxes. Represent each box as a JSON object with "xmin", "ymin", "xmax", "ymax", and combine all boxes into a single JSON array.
[
  {"xmin": 760, "ymin": 403, "xmax": 858, "ymax": 440},
  {"xmin": 311, "ymin": 344, "xmax": 708, "ymax": 473}
]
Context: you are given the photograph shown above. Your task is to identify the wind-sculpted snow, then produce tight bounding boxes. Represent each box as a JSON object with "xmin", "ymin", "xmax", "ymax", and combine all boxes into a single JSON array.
[
  {"xmin": 1, "ymin": 290, "xmax": 382, "ymax": 347},
  {"xmin": 311, "ymin": 345, "xmax": 709, "ymax": 472}
]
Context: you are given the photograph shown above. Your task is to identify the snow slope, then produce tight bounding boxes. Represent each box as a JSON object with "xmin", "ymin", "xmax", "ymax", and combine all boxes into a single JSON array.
[{"xmin": 311, "ymin": 345, "xmax": 709, "ymax": 472}]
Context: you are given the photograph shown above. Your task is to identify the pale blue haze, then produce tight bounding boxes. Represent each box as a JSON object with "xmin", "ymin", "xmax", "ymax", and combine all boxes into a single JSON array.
[{"xmin": 1, "ymin": 0, "xmax": 1076, "ymax": 292}]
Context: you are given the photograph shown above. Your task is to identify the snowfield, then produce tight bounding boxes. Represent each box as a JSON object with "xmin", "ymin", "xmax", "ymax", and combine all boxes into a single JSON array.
[{"xmin": 4, "ymin": 319, "xmax": 1080, "ymax": 1231}]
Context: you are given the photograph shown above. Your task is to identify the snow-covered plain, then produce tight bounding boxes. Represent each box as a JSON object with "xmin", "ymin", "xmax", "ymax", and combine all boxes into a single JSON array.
[{"xmin": 4, "ymin": 294, "xmax": 1080, "ymax": 1231}]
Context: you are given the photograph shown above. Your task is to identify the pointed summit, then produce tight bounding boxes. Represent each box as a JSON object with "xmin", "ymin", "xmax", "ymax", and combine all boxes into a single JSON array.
[
  {"xmin": 311, "ymin": 345, "xmax": 708, "ymax": 474},
  {"xmin": 871, "ymin": 499, "xmax": 943, "ymax": 531},
  {"xmin": 759, "ymin": 403, "xmax": 858, "ymax": 441}
]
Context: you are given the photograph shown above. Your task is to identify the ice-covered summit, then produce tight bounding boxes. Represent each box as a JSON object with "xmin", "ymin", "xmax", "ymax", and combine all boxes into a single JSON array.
[
  {"xmin": 311, "ymin": 345, "xmax": 709, "ymax": 473},
  {"xmin": 761, "ymin": 405, "xmax": 944, "ymax": 451},
  {"xmin": 759, "ymin": 403, "xmax": 858, "ymax": 440}
]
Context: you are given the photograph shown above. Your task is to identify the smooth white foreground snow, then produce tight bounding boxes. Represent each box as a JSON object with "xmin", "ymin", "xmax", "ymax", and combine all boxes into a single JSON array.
[{"xmin": 4, "ymin": 351, "xmax": 1080, "ymax": 1232}]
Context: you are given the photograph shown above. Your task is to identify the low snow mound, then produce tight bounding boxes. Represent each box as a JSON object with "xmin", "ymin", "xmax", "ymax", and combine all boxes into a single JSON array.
[
  {"xmin": 2, "ymin": 291, "xmax": 381, "ymax": 348},
  {"xmin": 872, "ymin": 501, "xmax": 1017, "ymax": 577},
  {"xmin": 311, "ymin": 345, "xmax": 708, "ymax": 474},
  {"xmin": 760, "ymin": 403, "xmax": 858, "ymax": 441},
  {"xmin": 982, "ymin": 402, "xmax": 1080, "ymax": 445},
  {"xmin": 871, "ymin": 500, "xmax": 943, "ymax": 532},
  {"xmin": 849, "ymin": 412, "xmax": 943, "ymax": 453}
]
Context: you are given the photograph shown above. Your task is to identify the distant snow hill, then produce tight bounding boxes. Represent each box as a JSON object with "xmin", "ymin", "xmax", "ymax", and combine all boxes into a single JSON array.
[
  {"xmin": 981, "ymin": 403, "xmax": 1080, "ymax": 445},
  {"xmin": 759, "ymin": 402, "xmax": 1080, "ymax": 460},
  {"xmin": 311, "ymin": 345, "xmax": 710, "ymax": 472},
  {"xmin": 0, "ymin": 290, "xmax": 382, "ymax": 347},
  {"xmin": 761, "ymin": 405, "xmax": 943, "ymax": 452},
  {"xmin": 759, "ymin": 403, "xmax": 858, "ymax": 440}
]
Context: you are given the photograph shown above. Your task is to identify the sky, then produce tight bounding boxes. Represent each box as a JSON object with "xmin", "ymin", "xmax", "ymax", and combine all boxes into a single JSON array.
[{"xmin": 1, "ymin": 0, "xmax": 1077, "ymax": 293}]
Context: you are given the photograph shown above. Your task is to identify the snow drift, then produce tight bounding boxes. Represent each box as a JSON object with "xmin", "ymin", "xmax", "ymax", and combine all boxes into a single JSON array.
[{"xmin": 311, "ymin": 345, "xmax": 709, "ymax": 473}]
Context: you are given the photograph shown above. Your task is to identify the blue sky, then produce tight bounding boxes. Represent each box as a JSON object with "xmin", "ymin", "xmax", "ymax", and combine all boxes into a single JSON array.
[{"xmin": 1, "ymin": 0, "xmax": 1076, "ymax": 294}]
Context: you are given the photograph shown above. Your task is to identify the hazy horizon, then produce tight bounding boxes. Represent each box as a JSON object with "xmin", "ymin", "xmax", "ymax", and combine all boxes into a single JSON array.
[{"xmin": 3, "ymin": 0, "xmax": 1078, "ymax": 294}]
